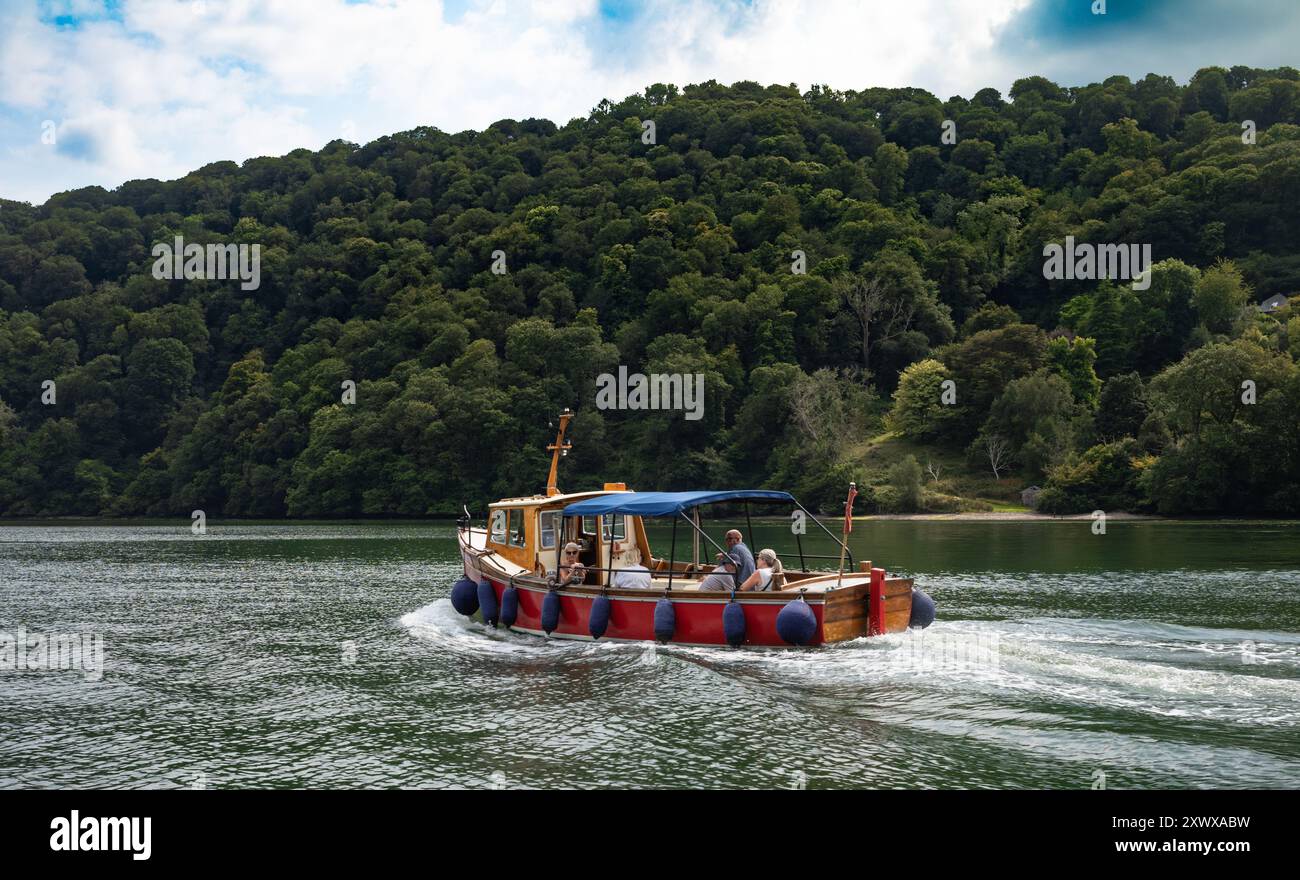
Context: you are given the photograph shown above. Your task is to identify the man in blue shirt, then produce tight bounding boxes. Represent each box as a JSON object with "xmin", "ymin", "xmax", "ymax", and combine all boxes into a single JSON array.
[{"xmin": 698, "ymin": 529, "xmax": 755, "ymax": 590}]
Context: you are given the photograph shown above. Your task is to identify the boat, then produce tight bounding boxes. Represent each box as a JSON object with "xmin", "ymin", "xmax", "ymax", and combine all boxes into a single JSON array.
[{"xmin": 451, "ymin": 410, "xmax": 936, "ymax": 647}]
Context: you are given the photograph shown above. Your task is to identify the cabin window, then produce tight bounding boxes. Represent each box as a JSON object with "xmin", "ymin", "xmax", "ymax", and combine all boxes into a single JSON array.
[
  {"xmin": 489, "ymin": 509, "xmax": 508, "ymax": 545},
  {"xmin": 539, "ymin": 512, "xmax": 559, "ymax": 550},
  {"xmin": 582, "ymin": 515, "xmax": 599, "ymax": 537},
  {"xmin": 602, "ymin": 513, "xmax": 625, "ymax": 541},
  {"xmin": 508, "ymin": 509, "xmax": 526, "ymax": 547}
]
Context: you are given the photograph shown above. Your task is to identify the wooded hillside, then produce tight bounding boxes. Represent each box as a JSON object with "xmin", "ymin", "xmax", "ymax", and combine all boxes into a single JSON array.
[{"xmin": 2, "ymin": 67, "xmax": 1298, "ymax": 516}]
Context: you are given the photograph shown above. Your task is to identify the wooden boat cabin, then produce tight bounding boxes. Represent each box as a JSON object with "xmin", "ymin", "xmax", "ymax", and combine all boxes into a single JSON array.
[{"xmin": 483, "ymin": 484, "xmax": 643, "ymax": 586}]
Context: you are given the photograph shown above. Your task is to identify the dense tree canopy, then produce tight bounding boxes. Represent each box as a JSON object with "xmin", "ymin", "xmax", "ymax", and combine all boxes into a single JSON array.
[{"xmin": 1, "ymin": 67, "xmax": 1299, "ymax": 516}]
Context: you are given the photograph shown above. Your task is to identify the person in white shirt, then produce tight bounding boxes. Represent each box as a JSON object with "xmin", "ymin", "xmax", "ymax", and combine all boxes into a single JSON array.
[
  {"xmin": 738, "ymin": 548, "xmax": 785, "ymax": 592},
  {"xmin": 611, "ymin": 544, "xmax": 652, "ymax": 589}
]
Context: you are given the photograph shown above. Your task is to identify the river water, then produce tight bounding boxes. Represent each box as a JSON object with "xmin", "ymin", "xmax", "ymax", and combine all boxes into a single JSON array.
[{"xmin": 1, "ymin": 519, "xmax": 1298, "ymax": 789}]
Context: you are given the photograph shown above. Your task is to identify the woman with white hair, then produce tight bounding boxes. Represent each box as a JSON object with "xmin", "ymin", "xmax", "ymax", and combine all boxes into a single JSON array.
[
  {"xmin": 611, "ymin": 543, "xmax": 652, "ymax": 589},
  {"xmin": 738, "ymin": 548, "xmax": 784, "ymax": 592},
  {"xmin": 552, "ymin": 542, "xmax": 586, "ymax": 585}
]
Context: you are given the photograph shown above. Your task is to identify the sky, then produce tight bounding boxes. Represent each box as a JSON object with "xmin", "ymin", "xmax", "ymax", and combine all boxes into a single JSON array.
[{"xmin": 1, "ymin": 0, "xmax": 1298, "ymax": 205}]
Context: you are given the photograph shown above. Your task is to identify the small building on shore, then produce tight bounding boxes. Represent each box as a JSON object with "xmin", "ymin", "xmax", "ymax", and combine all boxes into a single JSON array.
[
  {"xmin": 1259, "ymin": 293, "xmax": 1291, "ymax": 313},
  {"xmin": 1021, "ymin": 485, "xmax": 1042, "ymax": 509}
]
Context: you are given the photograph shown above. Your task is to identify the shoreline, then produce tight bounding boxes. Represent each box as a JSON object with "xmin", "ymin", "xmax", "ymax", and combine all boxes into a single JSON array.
[{"xmin": 858, "ymin": 511, "xmax": 1163, "ymax": 522}]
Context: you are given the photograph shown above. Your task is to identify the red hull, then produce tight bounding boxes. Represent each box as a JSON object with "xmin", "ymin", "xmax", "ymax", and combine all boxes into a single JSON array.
[{"xmin": 475, "ymin": 576, "xmax": 825, "ymax": 647}]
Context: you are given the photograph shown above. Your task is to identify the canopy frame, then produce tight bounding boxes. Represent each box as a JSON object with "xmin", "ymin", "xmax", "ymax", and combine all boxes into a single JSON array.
[
  {"xmin": 560, "ymin": 489, "xmax": 796, "ymax": 517},
  {"xmin": 560, "ymin": 490, "xmax": 853, "ymax": 584}
]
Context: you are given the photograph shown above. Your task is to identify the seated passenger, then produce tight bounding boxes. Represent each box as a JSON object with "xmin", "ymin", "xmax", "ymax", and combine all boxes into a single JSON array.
[
  {"xmin": 738, "ymin": 548, "xmax": 784, "ymax": 592},
  {"xmin": 550, "ymin": 542, "xmax": 586, "ymax": 585},
  {"xmin": 698, "ymin": 529, "xmax": 755, "ymax": 590},
  {"xmin": 611, "ymin": 545, "xmax": 652, "ymax": 589}
]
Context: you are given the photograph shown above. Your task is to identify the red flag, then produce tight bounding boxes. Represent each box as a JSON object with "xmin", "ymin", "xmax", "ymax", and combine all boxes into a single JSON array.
[{"xmin": 843, "ymin": 483, "xmax": 858, "ymax": 535}]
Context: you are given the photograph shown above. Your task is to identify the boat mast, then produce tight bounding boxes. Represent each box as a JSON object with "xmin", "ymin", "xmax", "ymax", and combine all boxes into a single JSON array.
[{"xmin": 545, "ymin": 409, "xmax": 574, "ymax": 497}]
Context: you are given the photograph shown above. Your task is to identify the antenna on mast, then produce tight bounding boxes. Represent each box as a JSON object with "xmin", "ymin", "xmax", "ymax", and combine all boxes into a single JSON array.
[{"xmin": 545, "ymin": 409, "xmax": 574, "ymax": 497}]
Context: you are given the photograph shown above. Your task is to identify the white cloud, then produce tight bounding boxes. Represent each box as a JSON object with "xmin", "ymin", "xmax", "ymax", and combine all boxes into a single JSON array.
[{"xmin": 1, "ymin": 0, "xmax": 1280, "ymax": 206}]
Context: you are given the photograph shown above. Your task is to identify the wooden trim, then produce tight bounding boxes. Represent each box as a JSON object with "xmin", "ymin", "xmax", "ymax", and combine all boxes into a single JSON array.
[
  {"xmin": 884, "ymin": 577, "xmax": 913, "ymax": 634},
  {"xmin": 823, "ymin": 581, "xmax": 870, "ymax": 641}
]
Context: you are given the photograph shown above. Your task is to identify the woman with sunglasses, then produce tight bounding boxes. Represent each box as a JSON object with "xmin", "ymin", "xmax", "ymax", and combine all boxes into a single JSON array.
[
  {"xmin": 737, "ymin": 548, "xmax": 785, "ymax": 592},
  {"xmin": 555, "ymin": 542, "xmax": 587, "ymax": 586}
]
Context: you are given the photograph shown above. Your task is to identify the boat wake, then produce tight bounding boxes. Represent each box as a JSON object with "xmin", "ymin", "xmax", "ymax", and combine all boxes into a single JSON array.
[
  {"xmin": 401, "ymin": 601, "xmax": 1300, "ymax": 726},
  {"xmin": 399, "ymin": 599, "xmax": 662, "ymax": 664}
]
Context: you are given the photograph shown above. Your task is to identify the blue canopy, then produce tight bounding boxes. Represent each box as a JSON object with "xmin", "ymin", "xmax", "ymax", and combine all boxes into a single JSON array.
[{"xmin": 562, "ymin": 490, "xmax": 796, "ymax": 517}]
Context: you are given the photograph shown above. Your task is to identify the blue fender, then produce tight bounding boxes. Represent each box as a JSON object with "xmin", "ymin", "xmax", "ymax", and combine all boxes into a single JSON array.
[
  {"xmin": 909, "ymin": 588, "xmax": 936, "ymax": 629},
  {"xmin": 450, "ymin": 577, "xmax": 479, "ymax": 616},
  {"xmin": 500, "ymin": 584, "xmax": 519, "ymax": 628},
  {"xmin": 589, "ymin": 594, "xmax": 611, "ymax": 640},
  {"xmin": 477, "ymin": 580, "xmax": 499, "ymax": 628},
  {"xmin": 776, "ymin": 595, "xmax": 817, "ymax": 646},
  {"xmin": 722, "ymin": 597, "xmax": 746, "ymax": 647},
  {"xmin": 541, "ymin": 590, "xmax": 562, "ymax": 635},
  {"xmin": 653, "ymin": 597, "xmax": 676, "ymax": 643}
]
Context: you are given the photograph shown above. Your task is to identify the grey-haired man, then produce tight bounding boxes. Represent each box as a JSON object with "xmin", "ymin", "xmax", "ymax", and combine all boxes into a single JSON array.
[{"xmin": 698, "ymin": 530, "xmax": 755, "ymax": 590}]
